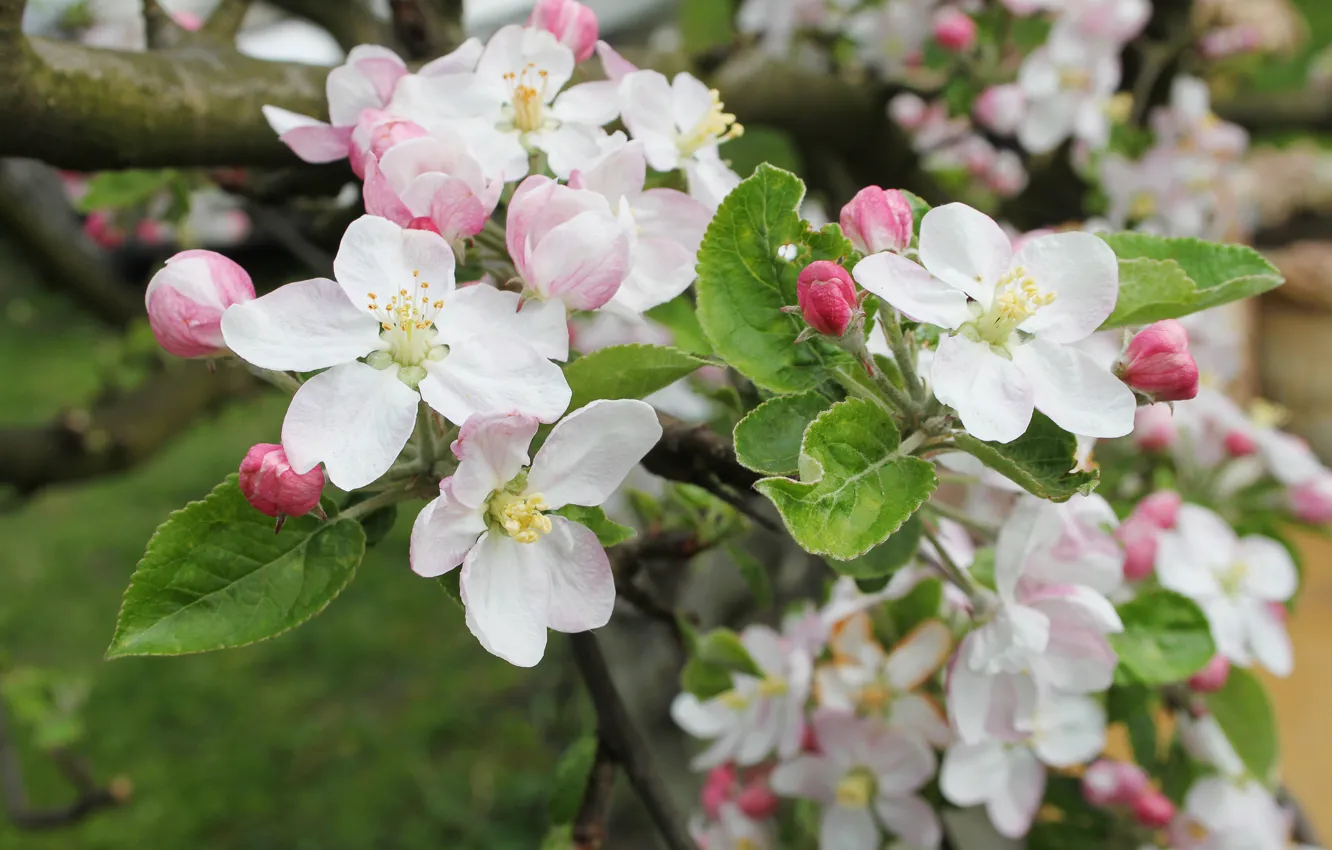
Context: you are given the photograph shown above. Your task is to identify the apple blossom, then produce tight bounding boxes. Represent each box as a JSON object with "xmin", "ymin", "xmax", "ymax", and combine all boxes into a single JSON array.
[
  {"xmin": 237, "ymin": 443, "xmax": 325, "ymax": 522},
  {"xmin": 840, "ymin": 186, "xmax": 914, "ymax": 256},
  {"xmin": 853, "ymin": 203, "xmax": 1135, "ymax": 442},
  {"xmin": 389, "ymin": 25, "xmax": 619, "ymax": 181},
  {"xmin": 1081, "ymin": 759, "xmax": 1149, "ymax": 808},
  {"xmin": 145, "ymin": 249, "xmax": 256, "ymax": 358},
  {"xmin": 1016, "ymin": 32, "xmax": 1121, "ymax": 154},
  {"xmin": 672, "ymin": 624, "xmax": 814, "ymax": 768},
  {"xmin": 1132, "ymin": 790, "xmax": 1176, "ymax": 828},
  {"xmin": 528, "ymin": 0, "xmax": 599, "ymax": 63},
  {"xmin": 974, "ymin": 84, "xmax": 1027, "ymax": 136},
  {"xmin": 933, "ymin": 8, "xmax": 977, "ymax": 52},
  {"xmin": 1170, "ymin": 777, "xmax": 1290, "ymax": 850},
  {"xmin": 888, "ymin": 92, "xmax": 929, "ymax": 130},
  {"xmin": 771, "ymin": 709, "xmax": 941, "ymax": 850},
  {"xmin": 221, "ymin": 215, "xmax": 571, "ymax": 490},
  {"xmin": 1188, "ymin": 653, "xmax": 1231, "ymax": 692},
  {"xmin": 691, "ymin": 802, "xmax": 775, "ymax": 850},
  {"xmin": 796, "ymin": 261, "xmax": 859, "ymax": 337},
  {"xmin": 850, "ymin": 0, "xmax": 936, "ymax": 77},
  {"xmin": 567, "ymin": 140, "xmax": 712, "ymax": 314},
  {"xmin": 1290, "ymin": 474, "xmax": 1332, "ymax": 523},
  {"xmin": 1156, "ymin": 504, "xmax": 1296, "ymax": 676},
  {"xmin": 409, "ymin": 401, "xmax": 661, "ymax": 666},
  {"xmin": 1116, "ymin": 320, "xmax": 1201, "ymax": 402},
  {"xmin": 505, "ymin": 174, "xmax": 633, "ymax": 311}
]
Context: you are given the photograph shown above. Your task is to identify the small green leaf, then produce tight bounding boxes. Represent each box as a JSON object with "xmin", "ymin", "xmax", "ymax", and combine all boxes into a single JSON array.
[
  {"xmin": 562, "ymin": 344, "xmax": 704, "ymax": 412},
  {"xmin": 681, "ymin": 658, "xmax": 734, "ymax": 700},
  {"xmin": 1099, "ymin": 232, "xmax": 1284, "ymax": 329},
  {"xmin": 645, "ymin": 295, "xmax": 714, "ymax": 356},
  {"xmin": 884, "ymin": 577, "xmax": 943, "ymax": 640},
  {"xmin": 1109, "ymin": 590, "xmax": 1216, "ymax": 685},
  {"xmin": 548, "ymin": 737, "xmax": 598, "ymax": 824},
  {"xmin": 437, "ymin": 572, "xmax": 463, "ymax": 608},
  {"xmin": 696, "ymin": 629, "xmax": 761, "ymax": 676},
  {"xmin": 953, "ymin": 411, "xmax": 1098, "ymax": 502},
  {"xmin": 696, "ymin": 164, "xmax": 853, "ymax": 393},
  {"xmin": 829, "ymin": 515, "xmax": 923, "ymax": 580},
  {"xmin": 899, "ymin": 190, "xmax": 932, "ymax": 238},
  {"xmin": 540, "ymin": 825, "xmax": 574, "ymax": 850},
  {"xmin": 553, "ymin": 505, "xmax": 636, "ymax": 548},
  {"xmin": 727, "ymin": 543, "xmax": 773, "ymax": 608},
  {"xmin": 107, "ymin": 476, "xmax": 365, "ymax": 658},
  {"xmin": 755, "ymin": 399, "xmax": 937, "ymax": 559},
  {"xmin": 1206, "ymin": 667, "xmax": 1279, "ymax": 784},
  {"xmin": 77, "ymin": 169, "xmax": 177, "ymax": 212},
  {"xmin": 733, "ymin": 390, "xmax": 831, "ymax": 475}
]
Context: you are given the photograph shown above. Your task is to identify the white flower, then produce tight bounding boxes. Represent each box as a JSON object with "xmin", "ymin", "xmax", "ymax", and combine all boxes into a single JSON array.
[
  {"xmin": 1172, "ymin": 777, "xmax": 1289, "ymax": 850},
  {"xmin": 691, "ymin": 802, "xmax": 776, "ymax": 850},
  {"xmin": 672, "ymin": 625, "xmax": 813, "ymax": 768},
  {"xmin": 618, "ymin": 69, "xmax": 744, "ymax": 209},
  {"xmin": 409, "ymin": 401, "xmax": 662, "ymax": 667},
  {"xmin": 1016, "ymin": 31, "xmax": 1121, "ymax": 154},
  {"xmin": 771, "ymin": 709, "xmax": 942, "ymax": 850},
  {"xmin": 853, "ymin": 203, "xmax": 1135, "ymax": 443},
  {"xmin": 1156, "ymin": 504, "xmax": 1296, "ymax": 676},
  {"xmin": 220, "ymin": 215, "xmax": 571, "ymax": 490},
  {"xmin": 390, "ymin": 25, "xmax": 620, "ymax": 180}
]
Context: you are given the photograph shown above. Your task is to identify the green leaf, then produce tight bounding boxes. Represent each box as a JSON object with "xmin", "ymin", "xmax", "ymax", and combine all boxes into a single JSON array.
[
  {"xmin": 76, "ymin": 169, "xmax": 177, "ymax": 212},
  {"xmin": 437, "ymin": 572, "xmax": 463, "ymax": 608},
  {"xmin": 755, "ymin": 399, "xmax": 937, "ymax": 559},
  {"xmin": 829, "ymin": 515, "xmax": 923, "ymax": 580},
  {"xmin": 727, "ymin": 543, "xmax": 773, "ymax": 609},
  {"xmin": 1109, "ymin": 590, "xmax": 1216, "ymax": 685},
  {"xmin": 1206, "ymin": 667, "xmax": 1279, "ymax": 784},
  {"xmin": 884, "ymin": 577, "xmax": 943, "ymax": 640},
  {"xmin": 548, "ymin": 736, "xmax": 598, "ymax": 824},
  {"xmin": 645, "ymin": 295, "xmax": 714, "ymax": 356},
  {"xmin": 107, "ymin": 476, "xmax": 365, "ymax": 658},
  {"xmin": 732, "ymin": 390, "xmax": 831, "ymax": 475},
  {"xmin": 1099, "ymin": 232, "xmax": 1284, "ymax": 329},
  {"xmin": 696, "ymin": 628, "xmax": 761, "ymax": 676},
  {"xmin": 695, "ymin": 164, "xmax": 852, "ymax": 393},
  {"xmin": 953, "ymin": 411, "xmax": 1098, "ymax": 502},
  {"xmin": 342, "ymin": 491, "xmax": 398, "ymax": 548},
  {"xmin": 681, "ymin": 658, "xmax": 734, "ymax": 700},
  {"xmin": 899, "ymin": 190, "xmax": 932, "ymax": 238},
  {"xmin": 679, "ymin": 0, "xmax": 734, "ymax": 53},
  {"xmin": 563, "ymin": 343, "xmax": 704, "ymax": 412},
  {"xmin": 553, "ymin": 505, "xmax": 636, "ymax": 548},
  {"xmin": 540, "ymin": 825, "xmax": 574, "ymax": 850}
]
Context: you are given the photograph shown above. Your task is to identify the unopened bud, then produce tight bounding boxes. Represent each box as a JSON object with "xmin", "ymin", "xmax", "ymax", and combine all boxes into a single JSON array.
[
  {"xmin": 1136, "ymin": 490, "xmax": 1182, "ymax": 529},
  {"xmin": 1289, "ymin": 474, "xmax": 1332, "ymax": 523},
  {"xmin": 839, "ymin": 186, "xmax": 913, "ymax": 255},
  {"xmin": 1082, "ymin": 759, "xmax": 1149, "ymax": 808},
  {"xmin": 888, "ymin": 92, "xmax": 928, "ymax": 131},
  {"xmin": 796, "ymin": 261, "xmax": 858, "ymax": 337},
  {"xmin": 238, "ymin": 443, "xmax": 325, "ymax": 521},
  {"xmin": 145, "ymin": 250, "xmax": 255, "ymax": 358},
  {"xmin": 933, "ymin": 8, "xmax": 977, "ymax": 52},
  {"xmin": 735, "ymin": 778, "xmax": 780, "ymax": 819},
  {"xmin": 1133, "ymin": 403, "xmax": 1176, "ymax": 451},
  {"xmin": 529, "ymin": 0, "xmax": 599, "ymax": 62},
  {"xmin": 700, "ymin": 763, "xmax": 736, "ymax": 819},
  {"xmin": 974, "ymin": 84, "xmax": 1026, "ymax": 136},
  {"xmin": 1117, "ymin": 523, "xmax": 1158, "ymax": 581},
  {"xmin": 1116, "ymin": 320, "xmax": 1200, "ymax": 402},
  {"xmin": 368, "ymin": 116, "xmax": 428, "ymax": 161},
  {"xmin": 1187, "ymin": 654, "xmax": 1230, "ymax": 693},
  {"xmin": 1132, "ymin": 790, "xmax": 1176, "ymax": 829}
]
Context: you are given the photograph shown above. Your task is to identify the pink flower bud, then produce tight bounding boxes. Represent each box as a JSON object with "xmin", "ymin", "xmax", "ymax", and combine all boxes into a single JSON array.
[
  {"xmin": 145, "ymin": 250, "xmax": 255, "ymax": 358},
  {"xmin": 529, "ymin": 0, "xmax": 599, "ymax": 62},
  {"xmin": 1224, "ymin": 429, "xmax": 1258, "ymax": 457},
  {"xmin": 1117, "ymin": 523, "xmax": 1158, "ymax": 581},
  {"xmin": 172, "ymin": 9, "xmax": 203, "ymax": 30},
  {"xmin": 933, "ymin": 8, "xmax": 977, "ymax": 52},
  {"xmin": 986, "ymin": 150, "xmax": 1029, "ymax": 197},
  {"xmin": 839, "ymin": 186, "xmax": 913, "ymax": 255},
  {"xmin": 1082, "ymin": 760, "xmax": 1149, "ymax": 807},
  {"xmin": 367, "ymin": 117, "xmax": 428, "ymax": 161},
  {"xmin": 238, "ymin": 443, "xmax": 325, "ymax": 519},
  {"xmin": 1132, "ymin": 790, "xmax": 1176, "ymax": 829},
  {"xmin": 1134, "ymin": 403, "xmax": 1176, "ymax": 451},
  {"xmin": 974, "ymin": 84, "xmax": 1027, "ymax": 136},
  {"xmin": 800, "ymin": 722, "xmax": 820, "ymax": 754},
  {"xmin": 700, "ymin": 764, "xmax": 736, "ymax": 819},
  {"xmin": 1116, "ymin": 320, "xmax": 1200, "ymax": 402},
  {"xmin": 888, "ymin": 93, "xmax": 928, "ymax": 131},
  {"xmin": 736, "ymin": 782, "xmax": 780, "ymax": 819},
  {"xmin": 1290, "ymin": 475, "xmax": 1332, "ymax": 523},
  {"xmin": 84, "ymin": 210, "xmax": 126, "ymax": 249},
  {"xmin": 1200, "ymin": 25, "xmax": 1262, "ymax": 60},
  {"xmin": 796, "ymin": 261, "xmax": 858, "ymax": 337},
  {"xmin": 1188, "ymin": 654, "xmax": 1230, "ymax": 693},
  {"xmin": 1136, "ymin": 490, "xmax": 1182, "ymax": 529}
]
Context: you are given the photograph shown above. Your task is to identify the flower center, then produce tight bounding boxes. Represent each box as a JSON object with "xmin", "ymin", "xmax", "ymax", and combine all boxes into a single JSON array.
[
  {"xmin": 503, "ymin": 64, "xmax": 551, "ymax": 134},
  {"xmin": 735, "ymin": 841, "xmax": 760, "ymax": 850},
  {"xmin": 964, "ymin": 265, "xmax": 1057, "ymax": 349},
  {"xmin": 1129, "ymin": 192, "xmax": 1158, "ymax": 221},
  {"xmin": 679, "ymin": 88, "xmax": 744, "ymax": 156},
  {"xmin": 719, "ymin": 689, "xmax": 750, "ymax": 710},
  {"xmin": 363, "ymin": 270, "xmax": 448, "ymax": 386},
  {"xmin": 1059, "ymin": 68, "xmax": 1092, "ymax": 92},
  {"xmin": 1219, "ymin": 560, "xmax": 1249, "ymax": 597},
  {"xmin": 858, "ymin": 681, "xmax": 892, "ymax": 713},
  {"xmin": 756, "ymin": 676, "xmax": 788, "ymax": 697},
  {"xmin": 834, "ymin": 769, "xmax": 876, "ymax": 809},
  {"xmin": 488, "ymin": 491, "xmax": 553, "ymax": 544}
]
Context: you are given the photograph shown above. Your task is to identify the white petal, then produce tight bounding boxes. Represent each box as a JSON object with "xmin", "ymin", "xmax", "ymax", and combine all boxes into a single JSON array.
[
  {"xmin": 1245, "ymin": 601, "xmax": 1293, "ymax": 677},
  {"xmin": 1235, "ymin": 536, "xmax": 1297, "ymax": 602},
  {"xmin": 1011, "ymin": 339, "xmax": 1135, "ymax": 438},
  {"xmin": 608, "ymin": 235, "xmax": 698, "ymax": 315},
  {"xmin": 988, "ymin": 748, "xmax": 1044, "ymax": 839},
  {"xmin": 448, "ymin": 412, "xmax": 539, "ymax": 508},
  {"xmin": 1176, "ymin": 503, "xmax": 1239, "ymax": 571},
  {"xmin": 576, "ymin": 139, "xmax": 647, "ymax": 204},
  {"xmin": 875, "ymin": 795, "xmax": 942, "ymax": 849},
  {"xmin": 460, "ymin": 530, "xmax": 552, "ymax": 667},
  {"xmin": 884, "ymin": 620, "xmax": 951, "ymax": 690},
  {"xmin": 553, "ymin": 80, "xmax": 621, "ymax": 127},
  {"xmin": 618, "ymin": 70, "xmax": 681, "ymax": 171},
  {"xmin": 865, "ymin": 729, "xmax": 936, "ymax": 795},
  {"xmin": 526, "ymin": 399, "xmax": 663, "ymax": 509},
  {"xmin": 419, "ymin": 337, "xmax": 572, "ymax": 425},
  {"xmin": 418, "ymin": 37, "xmax": 484, "ymax": 75},
  {"xmin": 1018, "ymin": 95, "xmax": 1076, "ymax": 155},
  {"xmin": 1031, "ymin": 694, "xmax": 1106, "ymax": 767},
  {"xmin": 670, "ymin": 692, "xmax": 732, "ymax": 738},
  {"xmin": 770, "ymin": 754, "xmax": 839, "ymax": 803},
  {"xmin": 409, "ymin": 481, "xmax": 487, "ymax": 577},
  {"xmin": 436, "ymin": 283, "xmax": 569, "ymax": 362},
  {"xmin": 1156, "ymin": 534, "xmax": 1224, "ymax": 600},
  {"xmin": 940, "ymin": 741, "xmax": 1006, "ymax": 806},
  {"xmin": 1012, "ymin": 232, "xmax": 1119, "ymax": 343},
  {"xmin": 281, "ymin": 362, "xmax": 418, "ymax": 490},
  {"xmin": 811, "ymin": 709, "xmax": 872, "ymax": 766},
  {"xmin": 918, "ymin": 203, "xmax": 1013, "ymax": 301},
  {"xmin": 820, "ymin": 805, "xmax": 880, "ymax": 850},
  {"xmin": 333, "ymin": 215, "xmax": 456, "ymax": 312},
  {"xmin": 326, "ymin": 62, "xmax": 382, "ymax": 126},
  {"xmin": 527, "ymin": 211, "xmax": 632, "ymax": 310},
  {"xmin": 220, "ymin": 278, "xmax": 381, "ymax": 371},
  {"xmin": 891, "ymin": 693, "xmax": 952, "ymax": 748},
  {"xmin": 1205, "ymin": 597, "xmax": 1252, "ymax": 666},
  {"xmin": 994, "ymin": 496, "xmax": 1048, "ymax": 602},
  {"xmin": 946, "ymin": 661, "xmax": 993, "ymax": 746},
  {"xmin": 543, "ymin": 516, "xmax": 615, "ymax": 633},
  {"xmin": 852, "ymin": 252, "xmax": 971, "ymax": 329},
  {"xmin": 671, "ymin": 72, "xmax": 717, "ymax": 135},
  {"xmin": 932, "ymin": 334, "xmax": 1034, "ymax": 444}
]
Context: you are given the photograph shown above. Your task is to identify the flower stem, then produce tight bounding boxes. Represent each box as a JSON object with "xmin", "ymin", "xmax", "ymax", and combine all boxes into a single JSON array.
[
  {"xmin": 245, "ymin": 364, "xmax": 301, "ymax": 395},
  {"xmin": 340, "ymin": 487, "xmax": 413, "ymax": 521},
  {"xmin": 880, "ymin": 306, "xmax": 925, "ymax": 404},
  {"xmin": 923, "ymin": 500, "xmax": 999, "ymax": 539},
  {"xmin": 920, "ymin": 522, "xmax": 988, "ymax": 613},
  {"xmin": 414, "ymin": 402, "xmax": 437, "ymax": 474}
]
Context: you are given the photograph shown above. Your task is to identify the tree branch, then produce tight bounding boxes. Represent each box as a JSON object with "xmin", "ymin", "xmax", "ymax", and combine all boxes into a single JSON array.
[
  {"xmin": 569, "ymin": 632, "xmax": 694, "ymax": 850},
  {"xmin": 571, "ymin": 740, "xmax": 617, "ymax": 850},
  {"xmin": 203, "ymin": 0, "xmax": 256, "ymax": 41},
  {"xmin": 0, "ymin": 705, "xmax": 128, "ymax": 830}
]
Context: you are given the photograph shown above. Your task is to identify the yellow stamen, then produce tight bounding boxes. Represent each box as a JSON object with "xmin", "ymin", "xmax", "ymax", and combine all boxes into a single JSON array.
[
  {"xmin": 834, "ymin": 771, "xmax": 875, "ymax": 809},
  {"xmin": 495, "ymin": 492, "xmax": 553, "ymax": 544},
  {"xmin": 1129, "ymin": 192, "xmax": 1158, "ymax": 221},
  {"xmin": 757, "ymin": 676, "xmax": 788, "ymax": 697},
  {"xmin": 505, "ymin": 64, "xmax": 550, "ymax": 133},
  {"xmin": 679, "ymin": 89, "xmax": 744, "ymax": 156},
  {"xmin": 859, "ymin": 682, "xmax": 891, "ymax": 713}
]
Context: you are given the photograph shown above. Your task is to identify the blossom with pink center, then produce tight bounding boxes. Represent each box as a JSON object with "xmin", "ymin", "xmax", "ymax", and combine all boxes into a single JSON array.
[
  {"xmin": 362, "ymin": 130, "xmax": 503, "ymax": 258},
  {"xmin": 567, "ymin": 140, "xmax": 712, "ymax": 314},
  {"xmin": 528, "ymin": 0, "xmax": 599, "ymax": 62},
  {"xmin": 145, "ymin": 249, "xmax": 256, "ymax": 358},
  {"xmin": 1116, "ymin": 320, "xmax": 1201, "ymax": 402},
  {"xmin": 221, "ymin": 216, "xmax": 571, "ymax": 490},
  {"xmin": 238, "ymin": 443, "xmax": 325, "ymax": 520},
  {"xmin": 771, "ymin": 709, "xmax": 941, "ymax": 849},
  {"xmin": 672, "ymin": 624, "xmax": 814, "ymax": 769},
  {"xmin": 840, "ymin": 186, "xmax": 914, "ymax": 256},
  {"xmin": 852, "ymin": 203, "xmax": 1134, "ymax": 443},
  {"xmin": 409, "ymin": 402, "xmax": 661, "ymax": 666},
  {"xmin": 1156, "ymin": 504, "xmax": 1297, "ymax": 676}
]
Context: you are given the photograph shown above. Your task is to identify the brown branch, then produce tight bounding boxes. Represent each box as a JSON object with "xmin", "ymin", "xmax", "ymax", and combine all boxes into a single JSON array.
[
  {"xmin": 203, "ymin": 0, "xmax": 256, "ymax": 41},
  {"xmin": 610, "ymin": 530, "xmax": 706, "ymax": 639},
  {"xmin": 0, "ymin": 705, "xmax": 128, "ymax": 830},
  {"xmin": 1215, "ymin": 90, "xmax": 1332, "ymax": 133},
  {"xmin": 642, "ymin": 414, "xmax": 759, "ymax": 497},
  {"xmin": 571, "ymin": 740, "xmax": 617, "ymax": 850},
  {"xmin": 142, "ymin": 0, "xmax": 185, "ymax": 49},
  {"xmin": 0, "ymin": 360, "xmax": 260, "ymax": 495},
  {"xmin": 568, "ymin": 632, "xmax": 695, "ymax": 850},
  {"xmin": 1279, "ymin": 786, "xmax": 1321, "ymax": 846}
]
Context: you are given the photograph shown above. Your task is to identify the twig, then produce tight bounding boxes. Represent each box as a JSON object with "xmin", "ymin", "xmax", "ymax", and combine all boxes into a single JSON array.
[
  {"xmin": 921, "ymin": 522, "xmax": 987, "ymax": 614},
  {"xmin": 1279, "ymin": 786, "xmax": 1321, "ymax": 846},
  {"xmin": 141, "ymin": 0, "xmax": 184, "ymax": 48},
  {"xmin": 0, "ymin": 704, "xmax": 126, "ymax": 830},
  {"xmin": 923, "ymin": 499, "xmax": 999, "ymax": 539},
  {"xmin": 568, "ymin": 632, "xmax": 695, "ymax": 850},
  {"xmin": 610, "ymin": 531, "xmax": 707, "ymax": 640},
  {"xmin": 203, "ymin": 0, "xmax": 255, "ymax": 41},
  {"xmin": 243, "ymin": 203, "xmax": 334, "ymax": 278},
  {"xmin": 641, "ymin": 414, "xmax": 773, "ymax": 531},
  {"xmin": 571, "ymin": 740, "xmax": 617, "ymax": 850}
]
